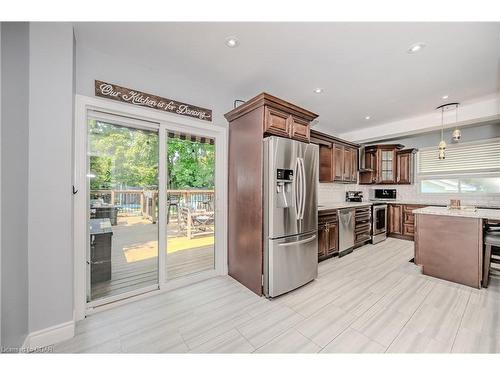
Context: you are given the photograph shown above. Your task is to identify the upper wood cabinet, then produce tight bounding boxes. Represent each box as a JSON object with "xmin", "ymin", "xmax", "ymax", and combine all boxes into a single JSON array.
[
  {"xmin": 359, "ymin": 144, "xmax": 416, "ymax": 185},
  {"xmin": 310, "ymin": 130, "xmax": 359, "ymax": 184},
  {"xmin": 264, "ymin": 106, "xmax": 290, "ymax": 137},
  {"xmin": 396, "ymin": 148, "xmax": 417, "ymax": 184},
  {"xmin": 377, "ymin": 146, "xmax": 398, "ymax": 184},
  {"xmin": 289, "ymin": 116, "xmax": 310, "ymax": 142},
  {"xmin": 333, "ymin": 144, "xmax": 345, "ymax": 182},
  {"xmin": 225, "ymin": 92, "xmax": 318, "ymax": 144}
]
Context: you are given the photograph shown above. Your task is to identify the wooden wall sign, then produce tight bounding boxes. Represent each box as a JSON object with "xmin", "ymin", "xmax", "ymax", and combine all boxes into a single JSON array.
[{"xmin": 95, "ymin": 80, "xmax": 212, "ymax": 122}]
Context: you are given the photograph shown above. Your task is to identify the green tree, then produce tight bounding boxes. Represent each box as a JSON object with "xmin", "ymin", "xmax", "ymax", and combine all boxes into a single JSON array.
[{"xmin": 88, "ymin": 120, "xmax": 215, "ymax": 190}]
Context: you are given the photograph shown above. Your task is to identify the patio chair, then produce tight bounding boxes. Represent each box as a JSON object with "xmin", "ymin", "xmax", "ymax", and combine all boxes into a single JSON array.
[
  {"xmin": 177, "ymin": 204, "xmax": 215, "ymax": 239},
  {"xmin": 167, "ymin": 192, "xmax": 181, "ymax": 224}
]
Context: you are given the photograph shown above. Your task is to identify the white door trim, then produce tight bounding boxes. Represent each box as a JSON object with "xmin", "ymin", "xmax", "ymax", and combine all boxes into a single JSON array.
[{"xmin": 73, "ymin": 94, "xmax": 228, "ymax": 321}]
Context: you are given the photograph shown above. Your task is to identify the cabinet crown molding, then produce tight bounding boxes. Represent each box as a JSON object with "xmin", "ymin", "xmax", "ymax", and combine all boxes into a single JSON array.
[{"xmin": 224, "ymin": 92, "xmax": 318, "ymax": 123}]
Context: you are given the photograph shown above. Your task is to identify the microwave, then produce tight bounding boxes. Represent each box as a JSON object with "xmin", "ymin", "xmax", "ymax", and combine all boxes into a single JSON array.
[{"xmin": 369, "ymin": 188, "xmax": 397, "ymax": 200}]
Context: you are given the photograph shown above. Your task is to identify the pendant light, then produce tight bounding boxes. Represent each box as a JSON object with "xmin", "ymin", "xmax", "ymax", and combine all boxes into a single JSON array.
[
  {"xmin": 437, "ymin": 104, "xmax": 447, "ymax": 160},
  {"xmin": 451, "ymin": 103, "xmax": 461, "ymax": 141},
  {"xmin": 435, "ymin": 102, "xmax": 460, "ymax": 160}
]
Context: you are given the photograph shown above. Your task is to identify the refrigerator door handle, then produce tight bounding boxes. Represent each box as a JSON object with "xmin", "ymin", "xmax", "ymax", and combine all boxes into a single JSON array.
[
  {"xmin": 299, "ymin": 157, "xmax": 306, "ymax": 220},
  {"xmin": 294, "ymin": 157, "xmax": 301, "ymax": 219},
  {"xmin": 278, "ymin": 235, "xmax": 317, "ymax": 247}
]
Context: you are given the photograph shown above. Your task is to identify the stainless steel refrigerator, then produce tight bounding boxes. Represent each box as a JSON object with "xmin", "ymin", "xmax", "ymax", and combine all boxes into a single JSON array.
[{"xmin": 263, "ymin": 136, "xmax": 319, "ymax": 298}]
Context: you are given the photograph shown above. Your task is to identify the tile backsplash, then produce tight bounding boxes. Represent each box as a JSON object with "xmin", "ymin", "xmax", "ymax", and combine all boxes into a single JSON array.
[{"xmin": 318, "ymin": 182, "xmax": 500, "ymax": 207}]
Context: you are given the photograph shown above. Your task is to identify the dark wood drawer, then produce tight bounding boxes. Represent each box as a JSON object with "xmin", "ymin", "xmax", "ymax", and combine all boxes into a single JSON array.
[
  {"xmin": 404, "ymin": 212, "xmax": 414, "ymax": 224},
  {"xmin": 355, "ymin": 222, "xmax": 371, "ymax": 233},
  {"xmin": 403, "ymin": 223, "xmax": 415, "ymax": 236},
  {"xmin": 319, "ymin": 212, "xmax": 338, "ymax": 224},
  {"xmin": 355, "ymin": 232, "xmax": 371, "ymax": 244}
]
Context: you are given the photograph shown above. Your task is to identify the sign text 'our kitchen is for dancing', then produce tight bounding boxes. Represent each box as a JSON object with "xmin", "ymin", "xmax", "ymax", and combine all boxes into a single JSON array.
[{"xmin": 95, "ymin": 80, "xmax": 212, "ymax": 122}]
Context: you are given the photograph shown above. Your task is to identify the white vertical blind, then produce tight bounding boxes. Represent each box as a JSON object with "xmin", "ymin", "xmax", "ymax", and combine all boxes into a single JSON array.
[{"xmin": 418, "ymin": 139, "xmax": 500, "ymax": 176}]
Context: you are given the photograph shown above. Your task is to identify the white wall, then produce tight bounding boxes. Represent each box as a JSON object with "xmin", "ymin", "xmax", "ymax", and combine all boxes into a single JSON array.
[
  {"xmin": 75, "ymin": 44, "xmax": 232, "ymax": 127},
  {"xmin": 1, "ymin": 22, "xmax": 30, "ymax": 349},
  {"xmin": 28, "ymin": 23, "xmax": 74, "ymax": 333}
]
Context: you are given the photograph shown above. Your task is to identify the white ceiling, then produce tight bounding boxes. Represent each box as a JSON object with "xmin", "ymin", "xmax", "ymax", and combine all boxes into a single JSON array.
[{"xmin": 74, "ymin": 22, "xmax": 500, "ymax": 134}]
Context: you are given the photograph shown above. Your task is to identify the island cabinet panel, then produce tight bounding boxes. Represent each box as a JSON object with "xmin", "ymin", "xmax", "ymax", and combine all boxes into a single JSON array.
[{"xmin": 414, "ymin": 214, "xmax": 482, "ymax": 288}]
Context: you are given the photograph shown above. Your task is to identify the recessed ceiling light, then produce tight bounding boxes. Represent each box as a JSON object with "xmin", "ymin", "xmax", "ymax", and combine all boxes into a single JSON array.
[
  {"xmin": 442, "ymin": 95, "xmax": 449, "ymax": 99},
  {"xmin": 365, "ymin": 116, "xmax": 371, "ymax": 120},
  {"xmin": 225, "ymin": 37, "xmax": 239, "ymax": 48},
  {"xmin": 407, "ymin": 42, "xmax": 426, "ymax": 54},
  {"xmin": 313, "ymin": 88, "xmax": 323, "ymax": 94}
]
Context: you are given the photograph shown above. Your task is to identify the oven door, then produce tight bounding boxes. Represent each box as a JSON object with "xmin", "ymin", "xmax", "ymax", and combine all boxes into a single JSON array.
[{"xmin": 373, "ymin": 205, "xmax": 387, "ymax": 235}]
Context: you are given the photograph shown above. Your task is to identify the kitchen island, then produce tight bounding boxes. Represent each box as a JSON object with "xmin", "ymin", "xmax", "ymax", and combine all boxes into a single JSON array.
[{"xmin": 413, "ymin": 206, "xmax": 500, "ymax": 288}]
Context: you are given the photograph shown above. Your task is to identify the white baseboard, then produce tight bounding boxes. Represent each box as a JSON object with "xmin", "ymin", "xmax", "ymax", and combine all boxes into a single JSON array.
[{"xmin": 23, "ymin": 320, "xmax": 75, "ymax": 349}]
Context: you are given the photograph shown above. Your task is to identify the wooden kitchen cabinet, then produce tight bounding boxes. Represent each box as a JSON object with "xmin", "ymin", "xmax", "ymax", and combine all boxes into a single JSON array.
[
  {"xmin": 264, "ymin": 106, "xmax": 290, "ymax": 138},
  {"xmin": 333, "ymin": 144, "xmax": 344, "ymax": 181},
  {"xmin": 359, "ymin": 147, "xmax": 377, "ymax": 184},
  {"xmin": 264, "ymin": 103, "xmax": 314, "ymax": 142},
  {"xmin": 351, "ymin": 147, "xmax": 358, "ymax": 182},
  {"xmin": 342, "ymin": 147, "xmax": 352, "ymax": 182},
  {"xmin": 319, "ymin": 144, "xmax": 334, "ymax": 182},
  {"xmin": 359, "ymin": 144, "xmax": 408, "ymax": 185},
  {"xmin": 289, "ymin": 116, "xmax": 310, "ymax": 142},
  {"xmin": 311, "ymin": 130, "xmax": 360, "ymax": 184},
  {"xmin": 388, "ymin": 203, "xmax": 428, "ymax": 240},
  {"xmin": 318, "ymin": 210, "xmax": 338, "ymax": 261},
  {"xmin": 388, "ymin": 204, "xmax": 403, "ymax": 235},
  {"xmin": 377, "ymin": 146, "xmax": 398, "ymax": 184},
  {"xmin": 396, "ymin": 149, "xmax": 417, "ymax": 184}
]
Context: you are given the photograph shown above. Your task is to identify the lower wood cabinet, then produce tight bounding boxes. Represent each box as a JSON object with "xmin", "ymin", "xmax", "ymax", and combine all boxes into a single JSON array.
[
  {"xmin": 318, "ymin": 210, "xmax": 338, "ymax": 261},
  {"xmin": 354, "ymin": 206, "xmax": 372, "ymax": 246},
  {"xmin": 388, "ymin": 204, "xmax": 403, "ymax": 235},
  {"xmin": 388, "ymin": 203, "xmax": 427, "ymax": 241}
]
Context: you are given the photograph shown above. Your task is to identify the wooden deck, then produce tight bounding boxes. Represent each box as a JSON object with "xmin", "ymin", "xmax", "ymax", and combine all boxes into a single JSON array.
[{"xmin": 91, "ymin": 216, "xmax": 214, "ymax": 301}]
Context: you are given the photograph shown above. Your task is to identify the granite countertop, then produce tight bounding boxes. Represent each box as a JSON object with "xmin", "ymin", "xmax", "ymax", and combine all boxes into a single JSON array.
[
  {"xmin": 318, "ymin": 202, "xmax": 373, "ymax": 211},
  {"xmin": 412, "ymin": 206, "xmax": 500, "ymax": 221}
]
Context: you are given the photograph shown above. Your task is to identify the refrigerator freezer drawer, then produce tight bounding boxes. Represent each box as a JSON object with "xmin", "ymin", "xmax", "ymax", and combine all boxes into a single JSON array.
[{"xmin": 266, "ymin": 232, "xmax": 318, "ymax": 298}]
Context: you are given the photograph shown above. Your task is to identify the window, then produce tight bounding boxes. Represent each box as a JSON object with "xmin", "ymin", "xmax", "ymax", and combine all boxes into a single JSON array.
[{"xmin": 418, "ymin": 139, "xmax": 500, "ymax": 194}]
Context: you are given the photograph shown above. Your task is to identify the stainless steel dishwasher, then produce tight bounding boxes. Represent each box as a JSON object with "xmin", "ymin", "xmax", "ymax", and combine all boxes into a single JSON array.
[{"xmin": 338, "ymin": 208, "xmax": 355, "ymax": 257}]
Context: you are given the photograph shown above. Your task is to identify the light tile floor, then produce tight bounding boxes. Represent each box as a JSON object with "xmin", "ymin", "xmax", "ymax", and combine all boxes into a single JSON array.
[{"xmin": 54, "ymin": 238, "xmax": 500, "ymax": 353}]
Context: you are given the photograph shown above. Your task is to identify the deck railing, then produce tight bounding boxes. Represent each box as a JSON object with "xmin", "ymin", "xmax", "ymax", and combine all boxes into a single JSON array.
[{"xmin": 90, "ymin": 189, "xmax": 215, "ymax": 221}]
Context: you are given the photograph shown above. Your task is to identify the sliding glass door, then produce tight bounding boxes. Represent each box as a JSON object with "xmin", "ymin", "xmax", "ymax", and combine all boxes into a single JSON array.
[
  {"xmin": 83, "ymin": 110, "xmax": 222, "ymax": 308},
  {"xmin": 87, "ymin": 118, "xmax": 159, "ymax": 303},
  {"xmin": 165, "ymin": 132, "xmax": 216, "ymax": 280}
]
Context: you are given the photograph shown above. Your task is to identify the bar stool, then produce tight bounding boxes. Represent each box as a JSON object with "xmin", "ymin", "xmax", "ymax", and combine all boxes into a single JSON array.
[{"xmin": 482, "ymin": 232, "xmax": 500, "ymax": 287}]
